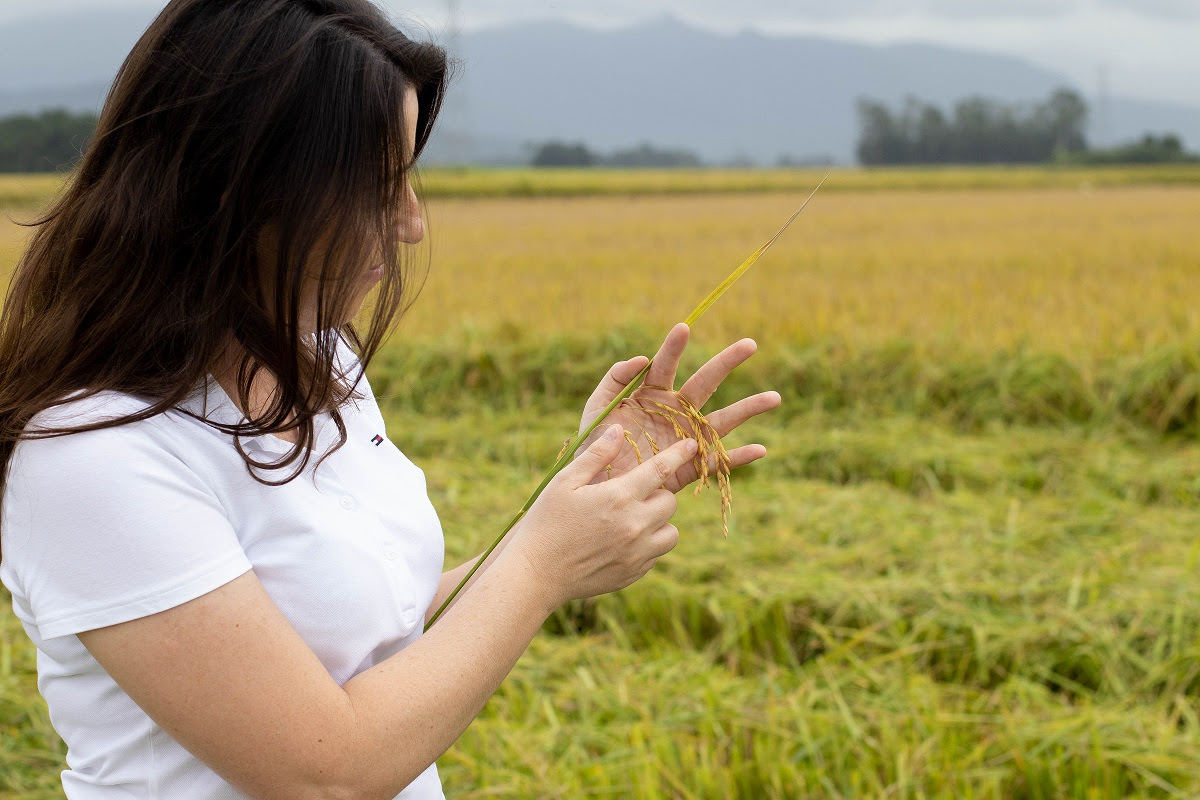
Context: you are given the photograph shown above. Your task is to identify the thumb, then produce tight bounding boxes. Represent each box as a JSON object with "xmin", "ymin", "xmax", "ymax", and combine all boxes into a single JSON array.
[
  {"xmin": 563, "ymin": 424, "xmax": 623, "ymax": 488},
  {"xmin": 584, "ymin": 357, "xmax": 650, "ymax": 413},
  {"xmin": 612, "ymin": 356, "xmax": 650, "ymax": 385}
]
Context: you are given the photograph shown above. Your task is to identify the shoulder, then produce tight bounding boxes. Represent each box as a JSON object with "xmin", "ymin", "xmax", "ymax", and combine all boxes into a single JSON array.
[
  {"xmin": 16, "ymin": 391, "xmax": 173, "ymax": 477},
  {"xmin": 4, "ymin": 391, "xmax": 251, "ymax": 639},
  {"xmin": 4, "ymin": 390, "xmax": 234, "ymax": 560},
  {"xmin": 11, "ymin": 390, "xmax": 207, "ymax": 496},
  {"xmin": 26, "ymin": 389, "xmax": 157, "ymax": 433}
]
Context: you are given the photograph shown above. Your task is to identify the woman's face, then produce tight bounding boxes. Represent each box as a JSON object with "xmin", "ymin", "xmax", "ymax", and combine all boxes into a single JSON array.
[
  {"xmin": 345, "ymin": 85, "xmax": 425, "ymax": 317},
  {"xmin": 262, "ymin": 86, "xmax": 425, "ymax": 331}
]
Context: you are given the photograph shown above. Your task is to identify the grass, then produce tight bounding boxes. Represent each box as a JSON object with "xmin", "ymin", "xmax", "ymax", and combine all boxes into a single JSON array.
[
  {"xmin": 406, "ymin": 402, "xmax": 1200, "ymax": 798},
  {"xmin": 409, "ymin": 163, "xmax": 1200, "ymax": 198},
  {"xmin": 4, "ymin": 169, "xmax": 1200, "ymax": 797},
  {"xmin": 367, "ymin": 327, "xmax": 1200, "ymax": 437},
  {"xmin": 5, "ymin": 162, "xmax": 1200, "ymax": 207}
]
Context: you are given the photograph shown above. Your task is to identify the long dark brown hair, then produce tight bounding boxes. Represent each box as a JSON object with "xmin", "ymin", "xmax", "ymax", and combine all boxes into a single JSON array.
[{"xmin": 0, "ymin": 0, "xmax": 450, "ymax": 559}]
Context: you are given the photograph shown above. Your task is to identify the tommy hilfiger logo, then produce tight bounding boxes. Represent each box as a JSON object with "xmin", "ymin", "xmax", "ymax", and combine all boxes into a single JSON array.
[{"xmin": 371, "ymin": 435, "xmax": 384, "ymax": 446}]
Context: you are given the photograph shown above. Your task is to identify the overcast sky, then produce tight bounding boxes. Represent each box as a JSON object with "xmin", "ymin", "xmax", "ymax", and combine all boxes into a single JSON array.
[{"xmin": 4, "ymin": 0, "xmax": 1198, "ymax": 108}]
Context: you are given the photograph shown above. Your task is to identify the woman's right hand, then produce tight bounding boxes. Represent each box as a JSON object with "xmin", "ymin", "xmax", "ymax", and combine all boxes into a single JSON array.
[{"xmin": 511, "ymin": 424, "xmax": 697, "ymax": 608}]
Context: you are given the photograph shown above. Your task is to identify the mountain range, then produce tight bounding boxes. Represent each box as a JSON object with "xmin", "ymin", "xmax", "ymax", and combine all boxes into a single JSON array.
[{"xmin": 3, "ymin": 9, "xmax": 1199, "ymax": 165}]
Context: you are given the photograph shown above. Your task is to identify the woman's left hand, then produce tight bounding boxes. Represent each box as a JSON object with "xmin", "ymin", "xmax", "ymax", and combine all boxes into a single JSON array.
[{"xmin": 575, "ymin": 323, "xmax": 781, "ymax": 492}]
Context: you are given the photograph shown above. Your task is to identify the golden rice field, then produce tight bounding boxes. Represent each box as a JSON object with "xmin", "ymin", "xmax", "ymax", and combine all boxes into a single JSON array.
[
  {"xmin": 407, "ymin": 185, "xmax": 1200, "ymax": 359},
  {"xmin": 5, "ymin": 168, "xmax": 1200, "ymax": 798},
  {"xmin": 10, "ymin": 170, "xmax": 1195, "ymax": 358}
]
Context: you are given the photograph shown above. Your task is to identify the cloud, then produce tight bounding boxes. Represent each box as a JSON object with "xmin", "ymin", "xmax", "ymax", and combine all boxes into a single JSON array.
[
  {"xmin": 0, "ymin": 0, "xmax": 159, "ymax": 25},
  {"xmin": 744, "ymin": 0, "xmax": 1077, "ymax": 20},
  {"xmin": 395, "ymin": 0, "xmax": 1082, "ymax": 25},
  {"xmin": 677, "ymin": 0, "xmax": 1197, "ymax": 22},
  {"xmin": 2, "ymin": 0, "xmax": 1194, "ymax": 29},
  {"xmin": 410, "ymin": 0, "xmax": 1200, "ymax": 27},
  {"xmin": 1095, "ymin": 0, "xmax": 1200, "ymax": 19}
]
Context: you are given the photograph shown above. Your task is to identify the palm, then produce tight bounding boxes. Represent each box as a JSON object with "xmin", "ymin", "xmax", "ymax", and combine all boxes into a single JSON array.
[
  {"xmin": 578, "ymin": 385, "xmax": 707, "ymax": 491},
  {"xmin": 575, "ymin": 323, "xmax": 781, "ymax": 492}
]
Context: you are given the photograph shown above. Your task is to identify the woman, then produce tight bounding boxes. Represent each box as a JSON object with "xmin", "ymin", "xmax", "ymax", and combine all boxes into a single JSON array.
[{"xmin": 0, "ymin": 1, "xmax": 780, "ymax": 798}]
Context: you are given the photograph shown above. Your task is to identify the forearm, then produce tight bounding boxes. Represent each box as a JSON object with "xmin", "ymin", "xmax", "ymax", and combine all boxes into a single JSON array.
[
  {"xmin": 332, "ymin": 544, "xmax": 555, "ymax": 799},
  {"xmin": 425, "ymin": 519, "xmax": 523, "ymax": 626}
]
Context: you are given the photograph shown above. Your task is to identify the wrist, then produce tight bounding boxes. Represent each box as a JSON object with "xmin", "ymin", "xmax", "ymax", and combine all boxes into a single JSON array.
[{"xmin": 496, "ymin": 537, "xmax": 564, "ymax": 619}]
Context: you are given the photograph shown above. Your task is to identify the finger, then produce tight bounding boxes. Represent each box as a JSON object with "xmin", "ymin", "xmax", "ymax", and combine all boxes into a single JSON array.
[
  {"xmin": 623, "ymin": 437, "xmax": 697, "ymax": 499},
  {"xmin": 725, "ymin": 443, "xmax": 768, "ymax": 469},
  {"xmin": 582, "ymin": 356, "xmax": 651, "ymax": 419},
  {"xmin": 643, "ymin": 322, "xmax": 690, "ymax": 392},
  {"xmin": 704, "ymin": 391, "xmax": 782, "ymax": 437},
  {"xmin": 631, "ymin": 558, "xmax": 658, "ymax": 586},
  {"xmin": 646, "ymin": 487, "xmax": 678, "ymax": 526},
  {"xmin": 675, "ymin": 444, "xmax": 767, "ymax": 487},
  {"xmin": 646, "ymin": 524, "xmax": 680, "ymax": 559},
  {"xmin": 678, "ymin": 338, "xmax": 759, "ymax": 409},
  {"xmin": 564, "ymin": 423, "xmax": 625, "ymax": 488}
]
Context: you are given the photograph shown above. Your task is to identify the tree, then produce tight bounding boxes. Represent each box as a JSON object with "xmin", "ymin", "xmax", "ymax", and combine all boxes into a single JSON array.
[
  {"xmin": 530, "ymin": 141, "xmax": 597, "ymax": 167},
  {"xmin": 0, "ymin": 109, "xmax": 98, "ymax": 173},
  {"xmin": 603, "ymin": 142, "xmax": 702, "ymax": 168},
  {"xmin": 1070, "ymin": 132, "xmax": 1196, "ymax": 164},
  {"xmin": 1044, "ymin": 88, "xmax": 1089, "ymax": 155},
  {"xmin": 855, "ymin": 99, "xmax": 898, "ymax": 166},
  {"xmin": 854, "ymin": 88, "xmax": 1091, "ymax": 166},
  {"xmin": 916, "ymin": 105, "xmax": 949, "ymax": 163}
]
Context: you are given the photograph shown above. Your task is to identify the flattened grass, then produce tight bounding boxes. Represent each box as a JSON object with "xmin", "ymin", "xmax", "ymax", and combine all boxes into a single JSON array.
[{"xmin": 404, "ymin": 403, "xmax": 1200, "ymax": 798}]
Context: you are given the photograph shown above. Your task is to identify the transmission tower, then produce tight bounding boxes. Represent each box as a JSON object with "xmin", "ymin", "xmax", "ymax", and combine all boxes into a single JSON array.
[
  {"xmin": 1097, "ymin": 64, "xmax": 1111, "ymax": 149},
  {"xmin": 448, "ymin": 0, "xmax": 462, "ymax": 42},
  {"xmin": 442, "ymin": 0, "xmax": 471, "ymax": 164}
]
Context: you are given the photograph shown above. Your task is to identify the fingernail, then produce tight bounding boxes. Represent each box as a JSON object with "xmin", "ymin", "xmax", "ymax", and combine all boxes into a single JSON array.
[
  {"xmin": 603, "ymin": 425, "xmax": 621, "ymax": 441},
  {"xmin": 685, "ymin": 438, "xmax": 697, "ymax": 454}
]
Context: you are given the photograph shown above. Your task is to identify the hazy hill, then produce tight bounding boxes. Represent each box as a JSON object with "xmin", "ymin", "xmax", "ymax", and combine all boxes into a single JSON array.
[{"xmin": 3, "ymin": 10, "xmax": 1199, "ymax": 164}]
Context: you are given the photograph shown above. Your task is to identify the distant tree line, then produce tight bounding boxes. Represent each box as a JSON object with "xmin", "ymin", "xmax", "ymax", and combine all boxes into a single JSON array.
[
  {"xmin": 1066, "ymin": 133, "xmax": 1198, "ymax": 165},
  {"xmin": 857, "ymin": 88, "xmax": 1090, "ymax": 165},
  {"xmin": 0, "ymin": 109, "xmax": 97, "ymax": 172},
  {"xmin": 856, "ymin": 88, "xmax": 1196, "ymax": 166},
  {"xmin": 531, "ymin": 140, "xmax": 702, "ymax": 168},
  {"xmin": 1, "ymin": 102, "xmax": 1194, "ymax": 173}
]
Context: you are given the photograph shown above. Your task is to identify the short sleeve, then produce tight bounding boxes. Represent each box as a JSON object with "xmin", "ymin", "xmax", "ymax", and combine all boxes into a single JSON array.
[{"xmin": 2, "ymin": 413, "xmax": 253, "ymax": 640}]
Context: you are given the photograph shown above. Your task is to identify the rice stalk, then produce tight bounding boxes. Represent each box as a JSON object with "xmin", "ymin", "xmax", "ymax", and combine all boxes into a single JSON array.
[
  {"xmin": 425, "ymin": 176, "xmax": 827, "ymax": 629},
  {"xmin": 626, "ymin": 387, "xmax": 734, "ymax": 538},
  {"xmin": 622, "ymin": 430, "xmax": 644, "ymax": 464},
  {"xmin": 632, "ymin": 420, "xmax": 660, "ymax": 455}
]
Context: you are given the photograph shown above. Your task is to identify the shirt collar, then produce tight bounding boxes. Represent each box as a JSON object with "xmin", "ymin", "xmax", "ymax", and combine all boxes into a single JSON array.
[{"xmin": 176, "ymin": 376, "xmax": 339, "ymax": 457}]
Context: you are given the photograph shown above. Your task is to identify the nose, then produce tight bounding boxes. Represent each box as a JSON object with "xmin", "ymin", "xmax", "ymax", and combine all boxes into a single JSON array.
[
  {"xmin": 398, "ymin": 181, "xmax": 424, "ymax": 245},
  {"xmin": 399, "ymin": 213, "xmax": 424, "ymax": 245}
]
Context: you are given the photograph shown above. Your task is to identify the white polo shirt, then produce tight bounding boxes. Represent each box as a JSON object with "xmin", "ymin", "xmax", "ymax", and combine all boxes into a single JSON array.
[{"xmin": 0, "ymin": 352, "xmax": 447, "ymax": 799}]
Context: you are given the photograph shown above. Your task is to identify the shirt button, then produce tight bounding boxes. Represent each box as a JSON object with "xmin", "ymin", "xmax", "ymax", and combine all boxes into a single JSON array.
[
  {"xmin": 338, "ymin": 495, "xmax": 355, "ymax": 511},
  {"xmin": 384, "ymin": 547, "xmax": 398, "ymax": 561}
]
